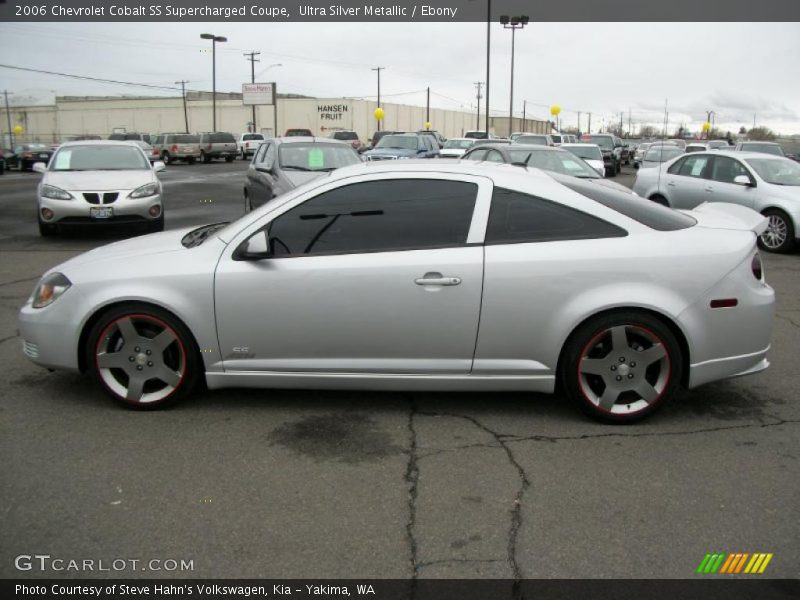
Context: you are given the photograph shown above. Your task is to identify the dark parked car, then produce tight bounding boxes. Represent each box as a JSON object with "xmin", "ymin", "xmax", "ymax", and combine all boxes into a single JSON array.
[
  {"xmin": 366, "ymin": 130, "xmax": 402, "ymax": 151},
  {"xmin": 284, "ymin": 128, "xmax": 313, "ymax": 137},
  {"xmin": 584, "ymin": 134, "xmax": 623, "ymax": 176},
  {"xmin": 244, "ymin": 137, "xmax": 362, "ymax": 211},
  {"xmin": 197, "ymin": 132, "xmax": 238, "ymax": 163},
  {"xmin": 461, "ymin": 143, "xmax": 634, "ymax": 195},
  {"xmin": 4, "ymin": 144, "xmax": 54, "ymax": 171},
  {"xmin": 417, "ymin": 130, "xmax": 446, "ymax": 148},
  {"xmin": 362, "ymin": 133, "xmax": 440, "ymax": 160}
]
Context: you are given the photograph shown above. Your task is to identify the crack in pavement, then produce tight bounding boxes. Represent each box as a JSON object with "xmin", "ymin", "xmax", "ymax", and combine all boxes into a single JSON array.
[
  {"xmin": 417, "ymin": 442, "xmax": 501, "ymax": 461},
  {"xmin": 499, "ymin": 417, "xmax": 800, "ymax": 444},
  {"xmin": 418, "ymin": 410, "xmax": 529, "ymax": 597},
  {"xmin": 417, "ymin": 558, "xmax": 504, "ymax": 570},
  {"xmin": 0, "ymin": 276, "xmax": 39, "ymax": 289},
  {"xmin": 0, "ymin": 333, "xmax": 18, "ymax": 345},
  {"xmin": 776, "ymin": 313, "xmax": 800, "ymax": 329},
  {"xmin": 405, "ymin": 396, "xmax": 420, "ymax": 586}
]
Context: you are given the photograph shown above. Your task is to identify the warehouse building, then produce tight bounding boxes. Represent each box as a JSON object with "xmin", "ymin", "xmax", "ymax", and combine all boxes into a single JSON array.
[{"xmin": 1, "ymin": 92, "xmax": 551, "ymax": 146}]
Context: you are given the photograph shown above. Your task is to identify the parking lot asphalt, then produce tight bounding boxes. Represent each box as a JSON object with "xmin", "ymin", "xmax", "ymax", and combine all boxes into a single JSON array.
[{"xmin": 0, "ymin": 161, "xmax": 798, "ymax": 580}]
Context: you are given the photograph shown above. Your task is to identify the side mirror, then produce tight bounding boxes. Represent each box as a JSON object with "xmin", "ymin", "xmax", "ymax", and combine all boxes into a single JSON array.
[
  {"xmin": 234, "ymin": 230, "xmax": 270, "ymax": 260},
  {"xmin": 153, "ymin": 161, "xmax": 166, "ymax": 173},
  {"xmin": 32, "ymin": 162, "xmax": 47, "ymax": 174},
  {"xmin": 733, "ymin": 175, "xmax": 753, "ymax": 187}
]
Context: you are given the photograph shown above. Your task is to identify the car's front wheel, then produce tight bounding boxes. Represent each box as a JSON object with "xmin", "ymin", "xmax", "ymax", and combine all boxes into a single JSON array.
[
  {"xmin": 758, "ymin": 209, "xmax": 795, "ymax": 253},
  {"xmin": 87, "ymin": 305, "xmax": 200, "ymax": 409},
  {"xmin": 561, "ymin": 311, "xmax": 683, "ymax": 423},
  {"xmin": 38, "ymin": 219, "xmax": 57, "ymax": 236}
]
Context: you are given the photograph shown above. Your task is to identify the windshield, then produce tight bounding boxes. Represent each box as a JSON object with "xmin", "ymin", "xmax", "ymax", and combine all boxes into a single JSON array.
[
  {"xmin": 278, "ymin": 143, "xmax": 360, "ymax": 171},
  {"xmin": 589, "ymin": 136, "xmax": 614, "ymax": 150},
  {"xmin": 509, "ymin": 149, "xmax": 599, "ymax": 178},
  {"xmin": 464, "ymin": 131, "xmax": 487, "ymax": 139},
  {"xmin": 563, "ymin": 145, "xmax": 602, "ymax": 160},
  {"xmin": 242, "ymin": 134, "xmax": 263, "ymax": 141},
  {"xmin": 745, "ymin": 158, "xmax": 800, "ymax": 185},
  {"xmin": 50, "ymin": 145, "xmax": 149, "ymax": 171},
  {"xmin": 708, "ymin": 140, "xmax": 729, "ymax": 149},
  {"xmin": 741, "ymin": 143, "xmax": 784, "ymax": 156},
  {"xmin": 444, "ymin": 139, "xmax": 474, "ymax": 149},
  {"xmin": 645, "ymin": 147, "xmax": 683, "ymax": 162},
  {"xmin": 376, "ymin": 135, "xmax": 418, "ymax": 150},
  {"xmin": 550, "ymin": 135, "xmax": 562, "ymax": 144},
  {"xmin": 172, "ymin": 134, "xmax": 199, "ymax": 143}
]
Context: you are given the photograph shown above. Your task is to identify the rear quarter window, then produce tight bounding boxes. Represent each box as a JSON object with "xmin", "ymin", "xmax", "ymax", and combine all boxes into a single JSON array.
[{"xmin": 550, "ymin": 173, "xmax": 697, "ymax": 231}]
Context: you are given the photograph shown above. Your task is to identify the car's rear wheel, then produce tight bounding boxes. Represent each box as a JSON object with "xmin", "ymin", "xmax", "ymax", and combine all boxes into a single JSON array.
[
  {"xmin": 88, "ymin": 305, "xmax": 200, "ymax": 409},
  {"xmin": 161, "ymin": 151, "xmax": 172, "ymax": 164},
  {"xmin": 649, "ymin": 194, "xmax": 670, "ymax": 207},
  {"xmin": 201, "ymin": 151, "xmax": 210, "ymax": 164},
  {"xmin": 758, "ymin": 209, "xmax": 795, "ymax": 253},
  {"xmin": 561, "ymin": 311, "xmax": 682, "ymax": 423},
  {"xmin": 225, "ymin": 155, "xmax": 234, "ymax": 163}
]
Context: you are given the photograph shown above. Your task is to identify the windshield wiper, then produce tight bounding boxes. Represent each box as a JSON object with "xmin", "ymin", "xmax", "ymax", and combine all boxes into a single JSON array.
[{"xmin": 281, "ymin": 165, "xmax": 313, "ymax": 171}]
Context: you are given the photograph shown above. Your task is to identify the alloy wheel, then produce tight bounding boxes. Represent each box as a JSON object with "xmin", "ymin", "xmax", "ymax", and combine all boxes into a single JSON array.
[
  {"xmin": 578, "ymin": 324, "xmax": 671, "ymax": 416},
  {"xmin": 95, "ymin": 314, "xmax": 186, "ymax": 405},
  {"xmin": 760, "ymin": 214, "xmax": 788, "ymax": 250}
]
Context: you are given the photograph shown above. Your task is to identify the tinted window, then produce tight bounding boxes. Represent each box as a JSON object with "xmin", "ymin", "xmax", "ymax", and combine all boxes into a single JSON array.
[
  {"xmin": 332, "ymin": 131, "xmax": 358, "ymax": 140},
  {"xmin": 740, "ymin": 143, "xmax": 783, "ymax": 156},
  {"xmin": 210, "ymin": 133, "xmax": 236, "ymax": 143},
  {"xmin": 242, "ymin": 134, "xmax": 264, "ymax": 141},
  {"xmin": 486, "ymin": 188, "xmax": 627, "ymax": 244},
  {"xmin": 172, "ymin": 134, "xmax": 199, "ymax": 143},
  {"xmin": 710, "ymin": 156, "xmax": 751, "ymax": 184},
  {"xmin": 550, "ymin": 173, "xmax": 697, "ymax": 231},
  {"xmin": 266, "ymin": 179, "xmax": 477, "ymax": 256},
  {"xmin": 278, "ymin": 143, "xmax": 360, "ymax": 171}
]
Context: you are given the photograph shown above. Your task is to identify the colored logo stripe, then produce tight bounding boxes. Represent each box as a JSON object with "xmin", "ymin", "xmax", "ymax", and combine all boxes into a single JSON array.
[{"xmin": 698, "ymin": 553, "xmax": 773, "ymax": 574}]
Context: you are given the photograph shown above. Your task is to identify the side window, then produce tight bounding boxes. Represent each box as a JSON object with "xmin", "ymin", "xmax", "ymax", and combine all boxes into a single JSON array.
[
  {"xmin": 466, "ymin": 149, "xmax": 488, "ymax": 161},
  {"xmin": 485, "ymin": 150, "xmax": 505, "ymax": 163},
  {"xmin": 486, "ymin": 187, "xmax": 627, "ymax": 244},
  {"xmin": 266, "ymin": 179, "xmax": 478, "ymax": 256},
  {"xmin": 710, "ymin": 156, "xmax": 752, "ymax": 184},
  {"xmin": 667, "ymin": 156, "xmax": 686, "ymax": 175}
]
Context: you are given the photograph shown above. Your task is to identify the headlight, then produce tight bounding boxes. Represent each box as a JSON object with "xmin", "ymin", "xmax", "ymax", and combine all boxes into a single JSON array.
[
  {"xmin": 30, "ymin": 272, "xmax": 71, "ymax": 309},
  {"xmin": 129, "ymin": 182, "xmax": 159, "ymax": 199},
  {"xmin": 40, "ymin": 185, "xmax": 72, "ymax": 200}
]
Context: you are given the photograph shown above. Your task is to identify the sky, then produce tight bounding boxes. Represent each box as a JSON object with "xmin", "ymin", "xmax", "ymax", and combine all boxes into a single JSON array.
[{"xmin": 1, "ymin": 21, "xmax": 799, "ymax": 135}]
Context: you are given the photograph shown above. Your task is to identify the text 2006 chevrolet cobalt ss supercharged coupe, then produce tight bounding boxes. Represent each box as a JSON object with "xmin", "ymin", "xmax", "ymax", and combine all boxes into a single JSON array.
[{"xmin": 19, "ymin": 162, "xmax": 774, "ymax": 422}]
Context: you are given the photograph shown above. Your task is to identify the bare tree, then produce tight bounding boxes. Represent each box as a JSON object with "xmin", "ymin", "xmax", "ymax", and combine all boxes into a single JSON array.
[{"xmin": 746, "ymin": 126, "xmax": 777, "ymax": 141}]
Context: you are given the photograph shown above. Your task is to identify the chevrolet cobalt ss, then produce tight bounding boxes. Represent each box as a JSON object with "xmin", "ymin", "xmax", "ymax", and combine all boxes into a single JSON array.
[{"xmin": 19, "ymin": 162, "xmax": 774, "ymax": 422}]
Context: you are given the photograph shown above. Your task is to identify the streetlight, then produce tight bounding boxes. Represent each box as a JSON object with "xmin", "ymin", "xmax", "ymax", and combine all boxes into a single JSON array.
[
  {"xmin": 500, "ymin": 15, "xmax": 529, "ymax": 137},
  {"xmin": 200, "ymin": 33, "xmax": 227, "ymax": 131},
  {"xmin": 706, "ymin": 110, "xmax": 715, "ymax": 139}
]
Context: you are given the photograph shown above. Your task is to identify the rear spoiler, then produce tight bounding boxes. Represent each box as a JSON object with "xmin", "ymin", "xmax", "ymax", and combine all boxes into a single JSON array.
[{"xmin": 682, "ymin": 202, "xmax": 768, "ymax": 235}]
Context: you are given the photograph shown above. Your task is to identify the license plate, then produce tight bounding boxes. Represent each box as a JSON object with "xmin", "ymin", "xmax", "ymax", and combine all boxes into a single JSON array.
[
  {"xmin": 89, "ymin": 207, "xmax": 113, "ymax": 219},
  {"xmin": 39, "ymin": 154, "xmax": 48, "ymax": 159}
]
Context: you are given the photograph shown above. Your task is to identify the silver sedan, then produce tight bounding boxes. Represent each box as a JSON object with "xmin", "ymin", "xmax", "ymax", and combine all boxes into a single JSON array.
[
  {"xmin": 633, "ymin": 150, "xmax": 800, "ymax": 252},
  {"xmin": 19, "ymin": 162, "xmax": 774, "ymax": 423},
  {"xmin": 34, "ymin": 141, "xmax": 166, "ymax": 236}
]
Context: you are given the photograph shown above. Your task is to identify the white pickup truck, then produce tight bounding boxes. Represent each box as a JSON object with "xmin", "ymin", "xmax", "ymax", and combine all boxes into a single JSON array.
[{"xmin": 237, "ymin": 133, "xmax": 266, "ymax": 160}]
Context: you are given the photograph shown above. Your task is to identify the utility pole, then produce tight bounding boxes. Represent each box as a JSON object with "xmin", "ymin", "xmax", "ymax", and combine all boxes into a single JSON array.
[
  {"xmin": 426, "ymin": 86, "xmax": 430, "ymax": 125},
  {"xmin": 175, "ymin": 80, "xmax": 190, "ymax": 133},
  {"xmin": 577, "ymin": 111, "xmax": 581, "ymax": 135},
  {"xmin": 371, "ymin": 67, "xmax": 385, "ymax": 130},
  {"xmin": 522, "ymin": 100, "xmax": 526, "ymax": 133},
  {"xmin": 3, "ymin": 90, "xmax": 13, "ymax": 148},
  {"xmin": 485, "ymin": 0, "xmax": 491, "ymax": 135},
  {"xmin": 628, "ymin": 108, "xmax": 631, "ymax": 137},
  {"xmin": 587, "ymin": 112, "xmax": 592, "ymax": 134},
  {"xmin": 244, "ymin": 51, "xmax": 261, "ymax": 132},
  {"xmin": 619, "ymin": 112, "xmax": 624, "ymax": 137},
  {"xmin": 474, "ymin": 82, "xmax": 483, "ymax": 130}
]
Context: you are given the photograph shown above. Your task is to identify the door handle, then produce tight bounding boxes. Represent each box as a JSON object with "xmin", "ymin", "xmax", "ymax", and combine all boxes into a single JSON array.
[
  {"xmin": 667, "ymin": 181, "xmax": 676, "ymax": 187},
  {"xmin": 415, "ymin": 272, "xmax": 461, "ymax": 286},
  {"xmin": 705, "ymin": 186, "xmax": 714, "ymax": 192}
]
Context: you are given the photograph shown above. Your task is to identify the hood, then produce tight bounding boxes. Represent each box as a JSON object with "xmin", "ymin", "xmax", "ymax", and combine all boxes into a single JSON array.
[
  {"xmin": 44, "ymin": 170, "xmax": 155, "ymax": 191},
  {"xmin": 364, "ymin": 147, "xmax": 419, "ymax": 158},
  {"xmin": 53, "ymin": 226, "xmax": 195, "ymax": 274},
  {"xmin": 683, "ymin": 202, "xmax": 768, "ymax": 235}
]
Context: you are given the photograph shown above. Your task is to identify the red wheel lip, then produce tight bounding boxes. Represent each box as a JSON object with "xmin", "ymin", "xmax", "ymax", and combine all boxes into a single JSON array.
[
  {"xmin": 576, "ymin": 323, "xmax": 672, "ymax": 415},
  {"xmin": 94, "ymin": 312, "xmax": 187, "ymax": 407}
]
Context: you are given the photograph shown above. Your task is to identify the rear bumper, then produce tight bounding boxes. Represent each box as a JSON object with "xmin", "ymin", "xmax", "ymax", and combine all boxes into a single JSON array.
[{"xmin": 689, "ymin": 347, "xmax": 770, "ymax": 388}]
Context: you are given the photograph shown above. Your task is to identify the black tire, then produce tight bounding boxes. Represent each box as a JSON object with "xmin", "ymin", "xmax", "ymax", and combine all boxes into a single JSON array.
[
  {"xmin": 758, "ymin": 209, "xmax": 795, "ymax": 253},
  {"xmin": 147, "ymin": 213, "xmax": 165, "ymax": 233},
  {"xmin": 201, "ymin": 151, "xmax": 210, "ymax": 164},
  {"xmin": 38, "ymin": 220, "xmax": 57, "ymax": 236},
  {"xmin": 187, "ymin": 157, "xmax": 196, "ymax": 165},
  {"xmin": 650, "ymin": 195, "xmax": 670, "ymax": 207},
  {"xmin": 225, "ymin": 155, "xmax": 234, "ymax": 163},
  {"xmin": 560, "ymin": 310, "xmax": 683, "ymax": 423},
  {"xmin": 615, "ymin": 160, "xmax": 621, "ymax": 174},
  {"xmin": 161, "ymin": 151, "xmax": 172, "ymax": 165},
  {"xmin": 86, "ymin": 303, "xmax": 201, "ymax": 409},
  {"xmin": 0, "ymin": 159, "xmax": 5, "ymax": 175},
  {"xmin": 606, "ymin": 166, "xmax": 616, "ymax": 178}
]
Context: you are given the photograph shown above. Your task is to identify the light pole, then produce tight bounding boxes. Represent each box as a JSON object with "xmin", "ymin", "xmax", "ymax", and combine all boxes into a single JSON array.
[
  {"xmin": 200, "ymin": 33, "xmax": 227, "ymax": 131},
  {"xmin": 485, "ymin": 0, "xmax": 491, "ymax": 136},
  {"xmin": 371, "ymin": 67, "xmax": 385, "ymax": 130},
  {"xmin": 706, "ymin": 110, "xmax": 715, "ymax": 139},
  {"xmin": 175, "ymin": 80, "xmax": 189, "ymax": 133},
  {"xmin": 500, "ymin": 15, "xmax": 529, "ymax": 138}
]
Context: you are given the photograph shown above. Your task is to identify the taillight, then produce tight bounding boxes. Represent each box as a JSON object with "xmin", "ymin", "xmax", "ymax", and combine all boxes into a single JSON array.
[
  {"xmin": 171, "ymin": 144, "xmax": 178, "ymax": 152},
  {"xmin": 207, "ymin": 143, "xmax": 213, "ymax": 150},
  {"xmin": 751, "ymin": 253, "xmax": 763, "ymax": 280}
]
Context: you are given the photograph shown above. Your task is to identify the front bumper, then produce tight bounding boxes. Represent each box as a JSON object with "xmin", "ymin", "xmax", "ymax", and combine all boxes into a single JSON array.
[
  {"xmin": 38, "ymin": 191, "xmax": 162, "ymax": 224},
  {"xmin": 19, "ymin": 290, "xmax": 85, "ymax": 372}
]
